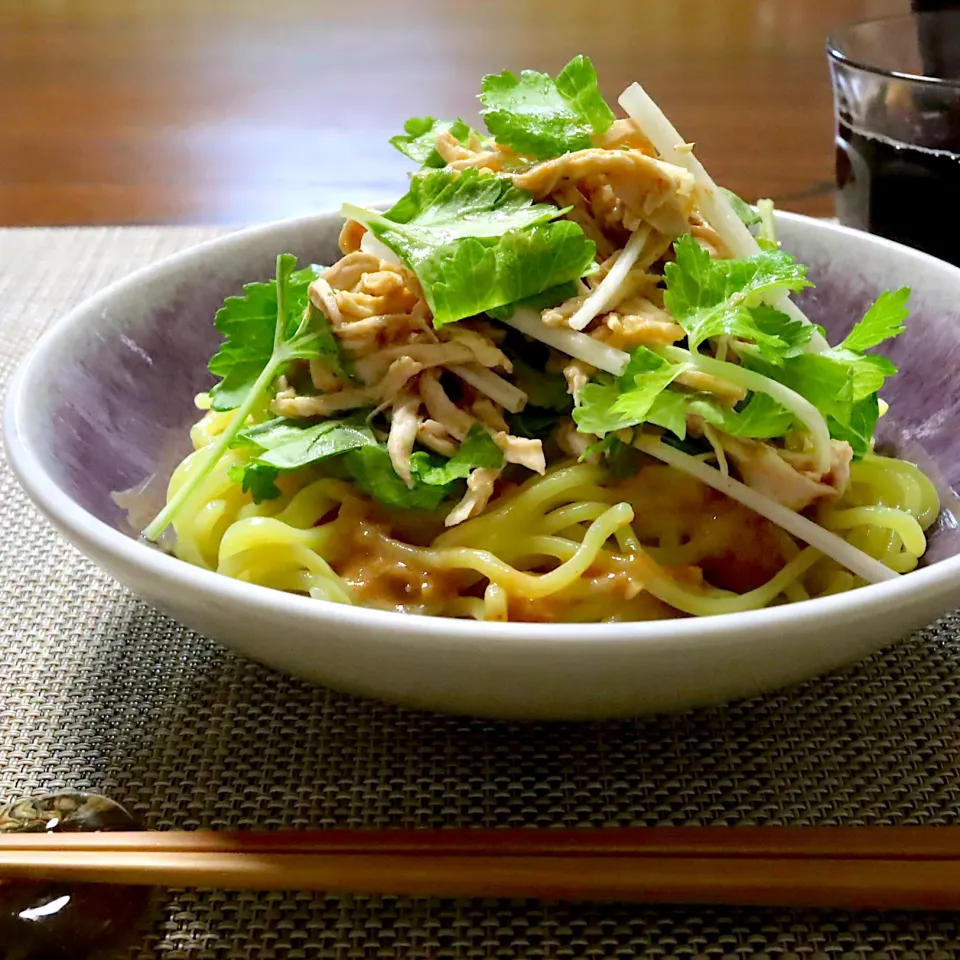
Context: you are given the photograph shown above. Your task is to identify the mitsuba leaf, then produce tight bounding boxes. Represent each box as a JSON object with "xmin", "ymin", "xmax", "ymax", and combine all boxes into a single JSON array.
[
  {"xmin": 479, "ymin": 54, "xmax": 615, "ymax": 159},
  {"xmin": 208, "ymin": 262, "xmax": 345, "ymax": 411},
  {"xmin": 663, "ymin": 234, "xmax": 813, "ymax": 360},
  {"xmin": 389, "ymin": 117, "xmax": 485, "ymax": 168},
  {"xmin": 343, "ymin": 169, "xmax": 596, "ymax": 325}
]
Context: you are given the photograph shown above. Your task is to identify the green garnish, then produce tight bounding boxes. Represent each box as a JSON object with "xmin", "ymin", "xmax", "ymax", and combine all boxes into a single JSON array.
[
  {"xmin": 479, "ymin": 55, "xmax": 615, "ymax": 159},
  {"xmin": 343, "ymin": 168, "xmax": 596, "ymax": 326},
  {"xmin": 143, "ymin": 255, "xmax": 339, "ymax": 539}
]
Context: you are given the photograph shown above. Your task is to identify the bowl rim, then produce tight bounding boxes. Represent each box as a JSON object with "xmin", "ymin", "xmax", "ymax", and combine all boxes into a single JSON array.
[{"xmin": 6, "ymin": 209, "xmax": 960, "ymax": 650}]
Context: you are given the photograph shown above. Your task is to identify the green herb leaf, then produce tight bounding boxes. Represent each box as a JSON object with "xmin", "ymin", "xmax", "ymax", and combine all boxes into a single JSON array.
[
  {"xmin": 840, "ymin": 287, "xmax": 910, "ymax": 352},
  {"xmin": 228, "ymin": 415, "xmax": 379, "ymax": 504},
  {"xmin": 236, "ymin": 415, "xmax": 378, "ymax": 469},
  {"xmin": 479, "ymin": 54, "xmax": 615, "ymax": 159},
  {"xmin": 573, "ymin": 347, "xmax": 687, "ymax": 435},
  {"xmin": 486, "ymin": 279, "xmax": 580, "ymax": 320},
  {"xmin": 389, "ymin": 117, "xmax": 486, "ymax": 168},
  {"xmin": 341, "ymin": 447, "xmax": 452, "ymax": 511},
  {"xmin": 412, "ymin": 425, "xmax": 504, "ymax": 485},
  {"xmin": 227, "ymin": 462, "xmax": 282, "ymax": 504},
  {"xmin": 746, "ymin": 286, "xmax": 908, "ymax": 459},
  {"xmin": 144, "ymin": 255, "xmax": 341, "ymax": 539},
  {"xmin": 645, "ymin": 389, "xmax": 795, "ymax": 442},
  {"xmin": 663, "ymin": 234, "xmax": 813, "ymax": 359},
  {"xmin": 208, "ymin": 262, "xmax": 345, "ymax": 411},
  {"xmin": 344, "ymin": 169, "xmax": 596, "ymax": 326}
]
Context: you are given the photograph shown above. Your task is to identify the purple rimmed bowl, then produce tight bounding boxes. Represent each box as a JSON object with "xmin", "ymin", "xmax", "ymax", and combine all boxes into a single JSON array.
[{"xmin": 5, "ymin": 211, "xmax": 960, "ymax": 720}]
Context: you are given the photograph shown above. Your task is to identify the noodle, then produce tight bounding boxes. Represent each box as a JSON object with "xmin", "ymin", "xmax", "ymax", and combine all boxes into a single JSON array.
[{"xmin": 160, "ymin": 406, "xmax": 939, "ymax": 622}]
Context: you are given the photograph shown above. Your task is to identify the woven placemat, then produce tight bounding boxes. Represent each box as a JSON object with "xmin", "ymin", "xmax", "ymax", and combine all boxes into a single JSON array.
[{"xmin": 4, "ymin": 226, "xmax": 960, "ymax": 959}]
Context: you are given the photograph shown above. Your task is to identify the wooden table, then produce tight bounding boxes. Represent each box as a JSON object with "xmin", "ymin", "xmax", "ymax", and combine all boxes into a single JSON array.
[{"xmin": 0, "ymin": 0, "xmax": 909, "ymax": 227}]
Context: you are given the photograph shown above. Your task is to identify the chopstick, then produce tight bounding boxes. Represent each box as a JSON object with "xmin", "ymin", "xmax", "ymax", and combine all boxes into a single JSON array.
[{"xmin": 5, "ymin": 828, "xmax": 960, "ymax": 909}]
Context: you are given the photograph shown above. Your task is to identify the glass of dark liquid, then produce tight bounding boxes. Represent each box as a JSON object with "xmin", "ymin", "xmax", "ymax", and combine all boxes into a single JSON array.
[{"xmin": 829, "ymin": 9, "xmax": 960, "ymax": 265}]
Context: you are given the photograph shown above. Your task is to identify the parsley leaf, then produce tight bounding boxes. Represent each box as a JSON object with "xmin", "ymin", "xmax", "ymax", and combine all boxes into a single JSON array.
[
  {"xmin": 144, "ymin": 255, "xmax": 344, "ymax": 539},
  {"xmin": 663, "ymin": 234, "xmax": 813, "ymax": 360},
  {"xmin": 646, "ymin": 390, "xmax": 796, "ymax": 442},
  {"xmin": 479, "ymin": 55, "xmax": 615, "ymax": 159},
  {"xmin": 343, "ymin": 169, "xmax": 596, "ymax": 326},
  {"xmin": 389, "ymin": 116, "xmax": 486, "ymax": 168},
  {"xmin": 342, "ymin": 447, "xmax": 453, "ymax": 510}
]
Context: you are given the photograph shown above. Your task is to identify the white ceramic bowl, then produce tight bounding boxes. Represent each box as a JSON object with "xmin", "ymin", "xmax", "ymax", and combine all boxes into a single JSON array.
[{"xmin": 6, "ymin": 211, "xmax": 960, "ymax": 719}]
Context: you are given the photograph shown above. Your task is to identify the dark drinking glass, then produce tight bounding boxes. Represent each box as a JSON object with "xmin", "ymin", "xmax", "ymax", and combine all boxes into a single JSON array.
[{"xmin": 828, "ymin": 12, "xmax": 960, "ymax": 265}]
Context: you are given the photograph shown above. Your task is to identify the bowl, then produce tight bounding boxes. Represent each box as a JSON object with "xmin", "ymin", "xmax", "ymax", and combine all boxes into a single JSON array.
[{"xmin": 6, "ymin": 211, "xmax": 960, "ymax": 720}]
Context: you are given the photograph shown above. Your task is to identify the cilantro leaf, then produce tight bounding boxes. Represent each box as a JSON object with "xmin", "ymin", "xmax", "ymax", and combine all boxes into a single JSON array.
[
  {"xmin": 389, "ymin": 116, "xmax": 486, "ymax": 169},
  {"xmin": 144, "ymin": 255, "xmax": 344, "ymax": 540},
  {"xmin": 663, "ymin": 234, "xmax": 813, "ymax": 359},
  {"xmin": 573, "ymin": 347, "xmax": 687, "ymax": 435},
  {"xmin": 840, "ymin": 287, "xmax": 910, "ymax": 352},
  {"xmin": 479, "ymin": 55, "xmax": 615, "ymax": 159},
  {"xmin": 344, "ymin": 169, "xmax": 596, "ymax": 326},
  {"xmin": 208, "ymin": 263, "xmax": 345, "ymax": 411}
]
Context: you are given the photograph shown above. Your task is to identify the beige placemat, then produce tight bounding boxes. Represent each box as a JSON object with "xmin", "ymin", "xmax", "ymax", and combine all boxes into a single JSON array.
[{"xmin": 3, "ymin": 226, "xmax": 960, "ymax": 959}]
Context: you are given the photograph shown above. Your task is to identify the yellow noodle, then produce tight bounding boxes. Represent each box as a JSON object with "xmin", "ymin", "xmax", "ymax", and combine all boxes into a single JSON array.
[{"xmin": 160, "ymin": 405, "xmax": 943, "ymax": 622}]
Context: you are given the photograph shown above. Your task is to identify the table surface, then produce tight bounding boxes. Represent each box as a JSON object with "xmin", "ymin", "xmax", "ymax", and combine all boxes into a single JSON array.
[{"xmin": 0, "ymin": 0, "xmax": 910, "ymax": 227}]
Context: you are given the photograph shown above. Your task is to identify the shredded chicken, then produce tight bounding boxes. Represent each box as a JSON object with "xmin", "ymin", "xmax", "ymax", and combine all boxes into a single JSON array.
[
  {"xmin": 308, "ymin": 277, "xmax": 343, "ymax": 327},
  {"xmin": 309, "ymin": 359, "xmax": 342, "ymax": 393},
  {"xmin": 417, "ymin": 419, "xmax": 459, "ymax": 458},
  {"xmin": 471, "ymin": 396, "xmax": 510, "ymax": 433},
  {"xmin": 420, "ymin": 368, "xmax": 476, "ymax": 441},
  {"xmin": 603, "ymin": 297, "xmax": 686, "ymax": 348},
  {"xmin": 338, "ymin": 219, "xmax": 366, "ymax": 254},
  {"xmin": 674, "ymin": 369, "xmax": 748, "ymax": 406},
  {"xmin": 512, "ymin": 151, "xmax": 696, "ymax": 251},
  {"xmin": 720, "ymin": 436, "xmax": 853, "ymax": 511},
  {"xmin": 440, "ymin": 325, "xmax": 512, "ymax": 371},
  {"xmin": 494, "ymin": 432, "xmax": 546, "ymax": 474},
  {"xmin": 356, "ymin": 341, "xmax": 477, "ymax": 385},
  {"xmin": 549, "ymin": 183, "xmax": 618, "ymax": 260},
  {"xmin": 377, "ymin": 356, "xmax": 424, "ymax": 401},
  {"xmin": 591, "ymin": 118, "xmax": 655, "ymax": 153},
  {"xmin": 272, "ymin": 387, "xmax": 376, "ymax": 419},
  {"xmin": 563, "ymin": 359, "xmax": 594, "ymax": 399},
  {"xmin": 444, "ymin": 468, "xmax": 501, "ymax": 527},
  {"xmin": 324, "ymin": 252, "xmax": 381, "ymax": 291},
  {"xmin": 387, "ymin": 394, "xmax": 422, "ymax": 487}
]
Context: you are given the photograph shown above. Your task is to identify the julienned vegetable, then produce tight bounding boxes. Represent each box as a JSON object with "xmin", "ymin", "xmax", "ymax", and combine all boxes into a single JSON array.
[{"xmin": 142, "ymin": 55, "xmax": 937, "ymax": 625}]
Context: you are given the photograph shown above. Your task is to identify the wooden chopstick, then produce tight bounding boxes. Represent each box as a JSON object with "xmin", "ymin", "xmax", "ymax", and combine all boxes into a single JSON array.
[{"xmin": 5, "ymin": 828, "xmax": 960, "ymax": 909}]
